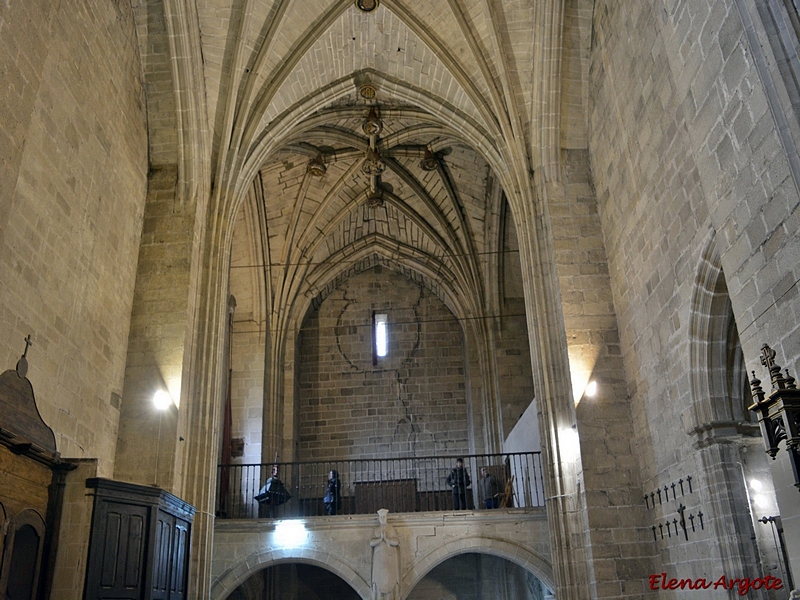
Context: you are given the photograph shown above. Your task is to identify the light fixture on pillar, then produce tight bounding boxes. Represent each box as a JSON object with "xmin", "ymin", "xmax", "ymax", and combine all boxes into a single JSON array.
[
  {"xmin": 748, "ymin": 343, "xmax": 800, "ymax": 491},
  {"xmin": 274, "ymin": 519, "xmax": 309, "ymax": 548},
  {"xmin": 585, "ymin": 380, "xmax": 598, "ymax": 397},
  {"xmin": 153, "ymin": 389, "xmax": 173, "ymax": 410}
]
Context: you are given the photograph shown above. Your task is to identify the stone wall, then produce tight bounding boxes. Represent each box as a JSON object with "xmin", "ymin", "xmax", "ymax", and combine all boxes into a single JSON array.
[
  {"xmin": 297, "ymin": 266, "xmax": 469, "ymax": 461},
  {"xmin": 211, "ymin": 510, "xmax": 553, "ymax": 600},
  {"xmin": 0, "ymin": 0, "xmax": 147, "ymax": 475},
  {"xmin": 588, "ymin": 0, "xmax": 800, "ymax": 586},
  {"xmin": 497, "ymin": 208, "xmax": 536, "ymax": 439},
  {"xmin": 230, "ymin": 328, "xmax": 266, "ymax": 466},
  {"xmin": 228, "ymin": 197, "xmax": 267, "ymax": 466}
]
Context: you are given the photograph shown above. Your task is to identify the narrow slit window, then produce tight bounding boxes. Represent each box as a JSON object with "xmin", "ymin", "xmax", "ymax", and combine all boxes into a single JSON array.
[{"xmin": 374, "ymin": 313, "xmax": 388, "ymax": 358}]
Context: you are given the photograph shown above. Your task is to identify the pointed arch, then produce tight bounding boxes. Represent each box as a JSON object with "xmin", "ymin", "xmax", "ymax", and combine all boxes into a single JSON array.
[
  {"xmin": 688, "ymin": 233, "xmax": 754, "ymax": 434},
  {"xmin": 687, "ymin": 232, "xmax": 775, "ymax": 588}
]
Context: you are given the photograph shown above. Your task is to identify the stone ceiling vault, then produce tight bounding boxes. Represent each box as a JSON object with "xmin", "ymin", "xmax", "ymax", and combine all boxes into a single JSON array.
[
  {"xmin": 212, "ymin": 0, "xmax": 556, "ymax": 334},
  {"xmin": 123, "ymin": 0, "xmax": 594, "ymax": 595}
]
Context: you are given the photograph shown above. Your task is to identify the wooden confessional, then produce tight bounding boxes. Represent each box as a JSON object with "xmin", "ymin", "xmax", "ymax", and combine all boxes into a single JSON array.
[{"xmin": 0, "ymin": 343, "xmax": 71, "ymax": 599}]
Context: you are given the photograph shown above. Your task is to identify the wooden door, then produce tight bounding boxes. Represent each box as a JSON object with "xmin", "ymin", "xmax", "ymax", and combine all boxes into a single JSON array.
[{"xmin": 84, "ymin": 501, "xmax": 149, "ymax": 600}]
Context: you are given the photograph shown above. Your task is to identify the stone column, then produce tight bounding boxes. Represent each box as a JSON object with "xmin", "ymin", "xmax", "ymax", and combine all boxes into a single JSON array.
[
  {"xmin": 545, "ymin": 150, "xmax": 654, "ymax": 599},
  {"xmin": 512, "ymin": 181, "xmax": 593, "ymax": 599},
  {"xmin": 115, "ymin": 166, "xmax": 196, "ymax": 490}
]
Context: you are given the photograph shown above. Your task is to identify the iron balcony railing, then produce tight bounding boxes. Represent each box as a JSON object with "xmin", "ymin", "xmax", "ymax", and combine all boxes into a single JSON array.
[{"xmin": 216, "ymin": 452, "xmax": 545, "ymax": 519}]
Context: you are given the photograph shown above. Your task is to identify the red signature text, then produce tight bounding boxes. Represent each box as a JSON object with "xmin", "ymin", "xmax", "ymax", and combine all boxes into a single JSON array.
[{"xmin": 648, "ymin": 573, "xmax": 783, "ymax": 595}]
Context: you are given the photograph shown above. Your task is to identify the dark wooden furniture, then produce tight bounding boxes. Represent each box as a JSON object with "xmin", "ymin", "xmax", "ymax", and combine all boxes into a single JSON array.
[
  {"xmin": 355, "ymin": 478, "xmax": 417, "ymax": 513},
  {"xmin": 83, "ymin": 478, "xmax": 195, "ymax": 600},
  {"xmin": 0, "ymin": 354, "xmax": 71, "ymax": 600}
]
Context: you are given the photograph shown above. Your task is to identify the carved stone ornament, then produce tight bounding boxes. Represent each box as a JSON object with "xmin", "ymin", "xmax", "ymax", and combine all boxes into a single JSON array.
[
  {"xmin": 307, "ymin": 155, "xmax": 327, "ymax": 176},
  {"xmin": 366, "ymin": 193, "xmax": 385, "ymax": 209},
  {"xmin": 419, "ymin": 147, "xmax": 439, "ymax": 171},
  {"xmin": 362, "ymin": 147, "xmax": 385, "ymax": 176},
  {"xmin": 359, "ymin": 84, "xmax": 377, "ymax": 100},
  {"xmin": 362, "ymin": 107, "xmax": 383, "ymax": 136},
  {"xmin": 355, "ymin": 0, "xmax": 379, "ymax": 13},
  {"xmin": 370, "ymin": 509, "xmax": 400, "ymax": 600}
]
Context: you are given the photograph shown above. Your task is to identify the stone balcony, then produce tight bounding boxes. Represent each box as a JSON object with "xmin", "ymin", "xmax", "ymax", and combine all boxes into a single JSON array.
[
  {"xmin": 211, "ymin": 452, "xmax": 552, "ymax": 598},
  {"xmin": 211, "ymin": 507, "xmax": 553, "ymax": 600}
]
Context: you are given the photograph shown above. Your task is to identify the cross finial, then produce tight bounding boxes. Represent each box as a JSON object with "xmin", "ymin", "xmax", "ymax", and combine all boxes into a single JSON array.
[
  {"xmin": 760, "ymin": 344, "xmax": 776, "ymax": 369},
  {"xmin": 16, "ymin": 334, "xmax": 32, "ymax": 378}
]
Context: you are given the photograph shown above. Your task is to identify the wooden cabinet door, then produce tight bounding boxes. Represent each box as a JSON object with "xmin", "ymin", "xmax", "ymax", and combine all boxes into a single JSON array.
[{"xmin": 84, "ymin": 501, "xmax": 149, "ymax": 600}]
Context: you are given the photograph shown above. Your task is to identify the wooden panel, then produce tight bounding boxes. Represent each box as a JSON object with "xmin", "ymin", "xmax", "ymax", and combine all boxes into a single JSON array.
[
  {"xmin": 169, "ymin": 518, "xmax": 191, "ymax": 600},
  {"xmin": 99, "ymin": 513, "xmax": 121, "ymax": 587},
  {"xmin": 85, "ymin": 501, "xmax": 149, "ymax": 600},
  {"xmin": 4, "ymin": 524, "xmax": 41, "ymax": 599},
  {"xmin": 0, "ymin": 510, "xmax": 46, "ymax": 600},
  {"xmin": 84, "ymin": 479, "xmax": 195, "ymax": 600},
  {"xmin": 417, "ymin": 490, "xmax": 450, "ymax": 512},
  {"xmin": 354, "ymin": 479, "xmax": 417, "ymax": 514},
  {"xmin": 0, "ymin": 441, "xmax": 51, "ymax": 518},
  {"xmin": 124, "ymin": 514, "xmax": 145, "ymax": 588},
  {"xmin": 152, "ymin": 512, "xmax": 173, "ymax": 599}
]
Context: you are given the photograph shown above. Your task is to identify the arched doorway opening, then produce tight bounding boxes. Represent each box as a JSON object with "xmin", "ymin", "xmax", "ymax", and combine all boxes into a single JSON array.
[
  {"xmin": 226, "ymin": 563, "xmax": 362, "ymax": 600},
  {"xmin": 406, "ymin": 552, "xmax": 554, "ymax": 600}
]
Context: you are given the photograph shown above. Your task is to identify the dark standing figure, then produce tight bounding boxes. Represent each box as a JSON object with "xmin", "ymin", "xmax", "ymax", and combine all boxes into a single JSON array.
[
  {"xmin": 446, "ymin": 457, "xmax": 471, "ymax": 510},
  {"xmin": 480, "ymin": 467, "xmax": 499, "ymax": 508},
  {"xmin": 255, "ymin": 464, "xmax": 291, "ymax": 518},
  {"xmin": 324, "ymin": 469, "xmax": 342, "ymax": 515}
]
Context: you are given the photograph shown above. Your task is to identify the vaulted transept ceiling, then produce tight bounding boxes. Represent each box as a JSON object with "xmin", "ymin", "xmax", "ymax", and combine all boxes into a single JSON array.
[{"xmin": 198, "ymin": 0, "xmax": 584, "ymax": 328}]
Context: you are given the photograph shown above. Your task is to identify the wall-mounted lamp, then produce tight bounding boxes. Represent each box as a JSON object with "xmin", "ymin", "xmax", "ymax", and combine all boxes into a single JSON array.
[
  {"xmin": 749, "ymin": 344, "xmax": 800, "ymax": 491},
  {"xmin": 585, "ymin": 381, "xmax": 598, "ymax": 397},
  {"xmin": 560, "ymin": 425, "xmax": 581, "ymax": 462},
  {"xmin": 274, "ymin": 520, "xmax": 309, "ymax": 548},
  {"xmin": 153, "ymin": 389, "xmax": 173, "ymax": 410}
]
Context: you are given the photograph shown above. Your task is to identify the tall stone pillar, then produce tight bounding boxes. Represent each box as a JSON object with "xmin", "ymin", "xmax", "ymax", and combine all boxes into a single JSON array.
[
  {"xmin": 115, "ymin": 165, "xmax": 200, "ymax": 491},
  {"xmin": 513, "ymin": 185, "xmax": 593, "ymax": 599},
  {"xmin": 545, "ymin": 150, "xmax": 654, "ymax": 598}
]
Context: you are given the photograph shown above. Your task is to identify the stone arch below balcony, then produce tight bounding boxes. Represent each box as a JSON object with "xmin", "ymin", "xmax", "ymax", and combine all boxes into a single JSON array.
[
  {"xmin": 210, "ymin": 545, "xmax": 370, "ymax": 600},
  {"xmin": 402, "ymin": 536, "xmax": 555, "ymax": 595},
  {"xmin": 210, "ymin": 511, "xmax": 551, "ymax": 600}
]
